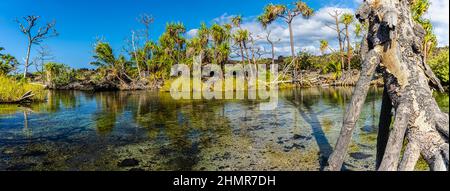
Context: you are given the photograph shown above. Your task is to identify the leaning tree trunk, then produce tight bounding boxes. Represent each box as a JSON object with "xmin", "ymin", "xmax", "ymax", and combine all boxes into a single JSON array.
[{"xmin": 326, "ymin": 0, "xmax": 448, "ymax": 171}]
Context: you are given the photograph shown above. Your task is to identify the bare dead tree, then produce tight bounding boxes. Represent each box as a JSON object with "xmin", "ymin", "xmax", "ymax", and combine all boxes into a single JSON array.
[
  {"xmin": 327, "ymin": 10, "xmax": 346, "ymax": 75},
  {"xmin": 137, "ymin": 14, "xmax": 155, "ymax": 75},
  {"xmin": 33, "ymin": 45, "xmax": 54, "ymax": 74},
  {"xmin": 341, "ymin": 14, "xmax": 354, "ymax": 72},
  {"xmin": 16, "ymin": 15, "xmax": 58, "ymax": 79},
  {"xmin": 259, "ymin": 30, "xmax": 281, "ymax": 66},
  {"xmin": 131, "ymin": 31, "xmax": 143, "ymax": 79},
  {"xmin": 249, "ymin": 34, "xmax": 258, "ymax": 65},
  {"xmin": 326, "ymin": 0, "xmax": 448, "ymax": 171},
  {"xmin": 137, "ymin": 13, "xmax": 154, "ymax": 42}
]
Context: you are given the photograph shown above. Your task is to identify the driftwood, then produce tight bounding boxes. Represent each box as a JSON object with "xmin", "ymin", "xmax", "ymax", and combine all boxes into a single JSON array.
[
  {"xmin": 0, "ymin": 90, "xmax": 35, "ymax": 104},
  {"xmin": 326, "ymin": 0, "xmax": 449, "ymax": 171}
]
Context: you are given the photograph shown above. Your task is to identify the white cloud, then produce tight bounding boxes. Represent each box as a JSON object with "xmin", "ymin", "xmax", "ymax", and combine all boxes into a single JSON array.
[
  {"xmin": 426, "ymin": 0, "xmax": 449, "ymax": 46},
  {"xmin": 236, "ymin": 6, "xmax": 356, "ymax": 56},
  {"xmin": 188, "ymin": 1, "xmax": 448, "ymax": 59},
  {"xmin": 187, "ymin": 29, "xmax": 198, "ymax": 39},
  {"xmin": 212, "ymin": 13, "xmax": 236, "ymax": 25}
]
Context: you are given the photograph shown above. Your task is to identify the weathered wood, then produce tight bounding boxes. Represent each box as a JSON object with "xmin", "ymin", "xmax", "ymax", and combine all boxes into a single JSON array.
[
  {"xmin": 430, "ymin": 153, "xmax": 447, "ymax": 171},
  {"xmin": 379, "ymin": 103, "xmax": 409, "ymax": 171},
  {"xmin": 376, "ymin": 86, "xmax": 393, "ymax": 169},
  {"xmin": 325, "ymin": 48, "xmax": 380, "ymax": 171},
  {"xmin": 398, "ymin": 140, "xmax": 421, "ymax": 171},
  {"xmin": 435, "ymin": 112, "xmax": 449, "ymax": 138},
  {"xmin": 327, "ymin": 0, "xmax": 448, "ymax": 171},
  {"xmin": 17, "ymin": 90, "xmax": 35, "ymax": 102}
]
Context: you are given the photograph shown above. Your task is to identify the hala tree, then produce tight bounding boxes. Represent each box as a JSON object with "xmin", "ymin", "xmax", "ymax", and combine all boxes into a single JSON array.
[
  {"xmin": 233, "ymin": 29, "xmax": 250, "ymax": 64},
  {"xmin": 210, "ymin": 23, "xmax": 231, "ymax": 69},
  {"xmin": 159, "ymin": 22, "xmax": 186, "ymax": 66},
  {"xmin": 231, "ymin": 15, "xmax": 247, "ymax": 63},
  {"xmin": 259, "ymin": 0, "xmax": 313, "ymax": 84}
]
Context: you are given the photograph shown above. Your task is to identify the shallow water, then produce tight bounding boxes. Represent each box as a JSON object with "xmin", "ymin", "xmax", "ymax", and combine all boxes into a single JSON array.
[{"xmin": 0, "ymin": 88, "xmax": 448, "ymax": 171}]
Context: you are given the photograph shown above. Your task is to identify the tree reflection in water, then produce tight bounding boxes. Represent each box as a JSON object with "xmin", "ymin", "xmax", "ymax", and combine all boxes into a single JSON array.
[{"xmin": 0, "ymin": 88, "xmax": 447, "ymax": 171}]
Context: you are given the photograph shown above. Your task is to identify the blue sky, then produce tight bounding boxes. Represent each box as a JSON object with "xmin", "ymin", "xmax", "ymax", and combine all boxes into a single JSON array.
[{"xmin": 0, "ymin": 0, "xmax": 447, "ymax": 70}]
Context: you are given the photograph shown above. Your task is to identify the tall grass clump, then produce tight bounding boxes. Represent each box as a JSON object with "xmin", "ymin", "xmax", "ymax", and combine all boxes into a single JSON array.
[{"xmin": 0, "ymin": 75, "xmax": 46, "ymax": 103}]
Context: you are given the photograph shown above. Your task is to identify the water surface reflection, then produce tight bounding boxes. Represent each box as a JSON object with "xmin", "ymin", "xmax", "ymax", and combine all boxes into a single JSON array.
[{"xmin": 0, "ymin": 88, "xmax": 447, "ymax": 171}]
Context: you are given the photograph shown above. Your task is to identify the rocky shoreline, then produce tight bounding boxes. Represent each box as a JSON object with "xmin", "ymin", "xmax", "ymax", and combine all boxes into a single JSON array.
[{"xmin": 43, "ymin": 70, "xmax": 387, "ymax": 92}]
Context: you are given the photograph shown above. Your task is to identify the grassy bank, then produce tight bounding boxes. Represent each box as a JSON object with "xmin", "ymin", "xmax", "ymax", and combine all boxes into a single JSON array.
[{"xmin": 0, "ymin": 75, "xmax": 46, "ymax": 103}]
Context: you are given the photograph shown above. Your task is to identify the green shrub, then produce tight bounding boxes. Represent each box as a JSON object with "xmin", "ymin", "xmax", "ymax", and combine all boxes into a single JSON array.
[
  {"xmin": 0, "ymin": 48, "xmax": 18, "ymax": 75},
  {"xmin": 44, "ymin": 62, "xmax": 76, "ymax": 86},
  {"xmin": 428, "ymin": 48, "xmax": 449, "ymax": 85}
]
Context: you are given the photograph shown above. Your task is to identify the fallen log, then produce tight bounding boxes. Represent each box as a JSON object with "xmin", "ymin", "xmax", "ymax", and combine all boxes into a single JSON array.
[{"xmin": 0, "ymin": 90, "xmax": 35, "ymax": 104}]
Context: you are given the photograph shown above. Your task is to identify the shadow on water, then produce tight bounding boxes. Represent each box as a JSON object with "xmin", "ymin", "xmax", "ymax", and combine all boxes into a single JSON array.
[{"xmin": 287, "ymin": 88, "xmax": 334, "ymax": 170}]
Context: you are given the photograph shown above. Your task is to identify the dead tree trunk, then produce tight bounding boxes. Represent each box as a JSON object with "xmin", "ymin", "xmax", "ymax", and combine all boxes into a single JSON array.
[
  {"xmin": 326, "ymin": 0, "xmax": 448, "ymax": 171},
  {"xmin": 376, "ymin": 86, "xmax": 393, "ymax": 168},
  {"xmin": 329, "ymin": 11, "xmax": 346, "ymax": 77}
]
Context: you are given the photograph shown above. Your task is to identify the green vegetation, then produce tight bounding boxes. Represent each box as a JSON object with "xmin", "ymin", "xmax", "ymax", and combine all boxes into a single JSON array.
[
  {"xmin": 428, "ymin": 48, "xmax": 449, "ymax": 85},
  {"xmin": 0, "ymin": 47, "xmax": 19, "ymax": 75},
  {"xmin": 0, "ymin": 0, "xmax": 447, "ymax": 95},
  {"xmin": 44, "ymin": 62, "xmax": 76, "ymax": 87},
  {"xmin": 411, "ymin": 0, "xmax": 437, "ymax": 62},
  {"xmin": 259, "ymin": 1, "xmax": 314, "ymax": 82}
]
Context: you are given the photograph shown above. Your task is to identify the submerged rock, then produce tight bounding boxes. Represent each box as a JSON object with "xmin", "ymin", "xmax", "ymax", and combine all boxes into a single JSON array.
[
  {"xmin": 349, "ymin": 152, "xmax": 372, "ymax": 160},
  {"xmin": 129, "ymin": 168, "xmax": 145, "ymax": 171},
  {"xmin": 23, "ymin": 150, "xmax": 47, "ymax": 157},
  {"xmin": 284, "ymin": 143, "xmax": 306, "ymax": 152},
  {"xmin": 117, "ymin": 158, "xmax": 140, "ymax": 167},
  {"xmin": 293, "ymin": 134, "xmax": 312, "ymax": 140},
  {"xmin": 6, "ymin": 163, "xmax": 36, "ymax": 171},
  {"xmin": 2, "ymin": 149, "xmax": 14, "ymax": 155}
]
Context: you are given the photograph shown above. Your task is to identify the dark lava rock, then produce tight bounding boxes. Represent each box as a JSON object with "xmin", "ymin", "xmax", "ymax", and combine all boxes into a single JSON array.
[
  {"xmin": 159, "ymin": 148, "xmax": 174, "ymax": 155},
  {"xmin": 250, "ymin": 125, "xmax": 263, "ymax": 131},
  {"xmin": 349, "ymin": 152, "xmax": 372, "ymax": 160},
  {"xmin": 42, "ymin": 161, "xmax": 53, "ymax": 166},
  {"xmin": 23, "ymin": 150, "xmax": 47, "ymax": 157},
  {"xmin": 6, "ymin": 163, "xmax": 36, "ymax": 171},
  {"xmin": 293, "ymin": 134, "xmax": 306, "ymax": 140},
  {"xmin": 284, "ymin": 143, "xmax": 305, "ymax": 151},
  {"xmin": 129, "ymin": 168, "xmax": 145, "ymax": 171},
  {"xmin": 361, "ymin": 125, "xmax": 375, "ymax": 133},
  {"xmin": 222, "ymin": 152, "xmax": 232, "ymax": 160},
  {"xmin": 269, "ymin": 122, "xmax": 279, "ymax": 126},
  {"xmin": 118, "ymin": 158, "xmax": 140, "ymax": 167},
  {"xmin": 293, "ymin": 134, "xmax": 312, "ymax": 140},
  {"xmin": 239, "ymin": 117, "xmax": 252, "ymax": 122}
]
